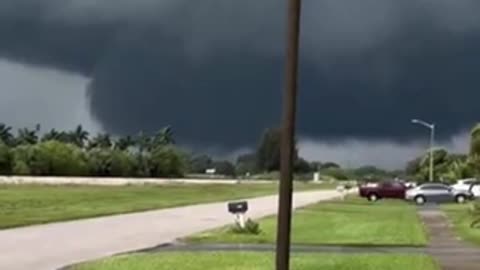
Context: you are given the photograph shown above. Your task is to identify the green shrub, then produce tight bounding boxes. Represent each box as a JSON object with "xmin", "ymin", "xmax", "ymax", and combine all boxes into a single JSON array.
[
  {"xmin": 229, "ymin": 218, "xmax": 261, "ymax": 235},
  {"xmin": 33, "ymin": 141, "xmax": 89, "ymax": 176},
  {"xmin": 12, "ymin": 160, "xmax": 30, "ymax": 175},
  {"xmin": 212, "ymin": 160, "xmax": 236, "ymax": 176},
  {"xmin": 11, "ymin": 141, "xmax": 89, "ymax": 176},
  {"xmin": 0, "ymin": 142, "xmax": 12, "ymax": 174},
  {"xmin": 147, "ymin": 146, "xmax": 187, "ymax": 177},
  {"xmin": 11, "ymin": 145, "xmax": 35, "ymax": 175},
  {"xmin": 88, "ymin": 148, "xmax": 137, "ymax": 177},
  {"xmin": 471, "ymin": 202, "xmax": 480, "ymax": 229},
  {"xmin": 322, "ymin": 168, "xmax": 352, "ymax": 181}
]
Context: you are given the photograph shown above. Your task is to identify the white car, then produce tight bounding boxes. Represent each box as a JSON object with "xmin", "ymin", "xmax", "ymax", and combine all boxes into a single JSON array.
[{"xmin": 451, "ymin": 179, "xmax": 480, "ymax": 198}]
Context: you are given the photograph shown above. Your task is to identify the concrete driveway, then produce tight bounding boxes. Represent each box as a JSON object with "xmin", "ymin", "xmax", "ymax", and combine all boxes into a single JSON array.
[{"xmin": 0, "ymin": 190, "xmax": 341, "ymax": 270}]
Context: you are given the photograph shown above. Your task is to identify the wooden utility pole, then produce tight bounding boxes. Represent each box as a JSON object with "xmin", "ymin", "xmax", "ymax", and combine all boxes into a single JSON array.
[{"xmin": 275, "ymin": 0, "xmax": 302, "ymax": 269}]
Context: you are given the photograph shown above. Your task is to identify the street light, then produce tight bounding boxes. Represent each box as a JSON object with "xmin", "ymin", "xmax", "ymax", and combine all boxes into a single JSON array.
[
  {"xmin": 276, "ymin": 0, "xmax": 302, "ymax": 269},
  {"xmin": 411, "ymin": 119, "xmax": 435, "ymax": 182}
]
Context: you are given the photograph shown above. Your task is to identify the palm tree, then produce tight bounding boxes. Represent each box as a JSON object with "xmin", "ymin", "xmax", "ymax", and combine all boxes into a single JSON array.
[
  {"xmin": 471, "ymin": 123, "xmax": 480, "ymax": 156},
  {"xmin": 42, "ymin": 129, "xmax": 74, "ymax": 144},
  {"xmin": 153, "ymin": 126, "xmax": 175, "ymax": 146},
  {"xmin": 69, "ymin": 125, "xmax": 89, "ymax": 148},
  {"xmin": 134, "ymin": 131, "xmax": 153, "ymax": 177},
  {"xmin": 0, "ymin": 123, "xmax": 14, "ymax": 146},
  {"xmin": 16, "ymin": 127, "xmax": 39, "ymax": 145},
  {"xmin": 115, "ymin": 135, "xmax": 136, "ymax": 151},
  {"xmin": 88, "ymin": 133, "xmax": 112, "ymax": 149},
  {"xmin": 136, "ymin": 131, "xmax": 153, "ymax": 153},
  {"xmin": 42, "ymin": 129, "xmax": 61, "ymax": 142}
]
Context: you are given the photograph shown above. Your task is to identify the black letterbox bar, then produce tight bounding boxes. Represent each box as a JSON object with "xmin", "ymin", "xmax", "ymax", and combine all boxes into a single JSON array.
[{"xmin": 228, "ymin": 201, "xmax": 248, "ymax": 213}]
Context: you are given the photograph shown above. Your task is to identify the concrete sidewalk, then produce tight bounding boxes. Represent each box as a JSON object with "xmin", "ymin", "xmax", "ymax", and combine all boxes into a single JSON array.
[
  {"xmin": 418, "ymin": 207, "xmax": 480, "ymax": 270},
  {"xmin": 0, "ymin": 190, "xmax": 340, "ymax": 270},
  {"xmin": 0, "ymin": 176, "xmax": 275, "ymax": 186}
]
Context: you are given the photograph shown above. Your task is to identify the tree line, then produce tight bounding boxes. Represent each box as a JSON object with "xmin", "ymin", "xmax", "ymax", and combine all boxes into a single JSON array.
[
  {"xmin": 190, "ymin": 128, "xmax": 399, "ymax": 180},
  {"xmin": 0, "ymin": 124, "xmax": 185, "ymax": 177},
  {"xmin": 405, "ymin": 123, "xmax": 480, "ymax": 183},
  {"xmin": 0, "ymin": 124, "xmax": 400, "ymax": 180},
  {"xmin": 189, "ymin": 128, "xmax": 328, "ymax": 177}
]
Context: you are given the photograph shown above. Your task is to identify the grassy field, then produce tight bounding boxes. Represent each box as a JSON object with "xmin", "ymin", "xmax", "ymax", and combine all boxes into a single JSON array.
[
  {"xmin": 442, "ymin": 203, "xmax": 480, "ymax": 246},
  {"xmin": 188, "ymin": 197, "xmax": 428, "ymax": 246},
  {"xmin": 0, "ymin": 182, "xmax": 330, "ymax": 229},
  {"xmin": 73, "ymin": 252, "xmax": 439, "ymax": 270}
]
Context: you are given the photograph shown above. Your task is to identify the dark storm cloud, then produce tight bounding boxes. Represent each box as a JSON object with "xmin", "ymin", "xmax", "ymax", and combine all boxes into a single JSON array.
[{"xmin": 1, "ymin": 0, "xmax": 480, "ymax": 148}]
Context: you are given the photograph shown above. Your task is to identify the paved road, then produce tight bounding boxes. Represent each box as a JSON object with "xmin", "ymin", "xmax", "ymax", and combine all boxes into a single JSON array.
[{"xmin": 0, "ymin": 190, "xmax": 340, "ymax": 270}]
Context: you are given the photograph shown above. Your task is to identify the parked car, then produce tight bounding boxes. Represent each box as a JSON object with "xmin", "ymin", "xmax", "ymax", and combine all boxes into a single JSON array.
[
  {"xmin": 469, "ymin": 181, "xmax": 480, "ymax": 198},
  {"xmin": 404, "ymin": 181, "xmax": 417, "ymax": 189},
  {"xmin": 359, "ymin": 181, "xmax": 407, "ymax": 201},
  {"xmin": 450, "ymin": 178, "xmax": 480, "ymax": 198},
  {"xmin": 451, "ymin": 178, "xmax": 477, "ymax": 191},
  {"xmin": 405, "ymin": 183, "xmax": 474, "ymax": 205}
]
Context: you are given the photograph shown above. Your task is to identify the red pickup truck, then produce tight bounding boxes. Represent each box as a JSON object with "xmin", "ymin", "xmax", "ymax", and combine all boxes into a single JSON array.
[{"xmin": 359, "ymin": 181, "xmax": 407, "ymax": 201}]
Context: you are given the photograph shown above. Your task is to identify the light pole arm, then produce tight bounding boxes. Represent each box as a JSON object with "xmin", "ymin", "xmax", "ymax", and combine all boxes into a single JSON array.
[
  {"xmin": 412, "ymin": 119, "xmax": 434, "ymax": 129},
  {"xmin": 411, "ymin": 119, "xmax": 435, "ymax": 182}
]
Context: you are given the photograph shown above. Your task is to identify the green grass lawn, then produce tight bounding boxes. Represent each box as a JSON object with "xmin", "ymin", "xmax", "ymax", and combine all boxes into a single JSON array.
[
  {"xmin": 72, "ymin": 252, "xmax": 439, "ymax": 270},
  {"xmin": 0, "ymin": 182, "xmax": 329, "ymax": 229},
  {"xmin": 188, "ymin": 197, "xmax": 428, "ymax": 246},
  {"xmin": 442, "ymin": 202, "xmax": 480, "ymax": 246}
]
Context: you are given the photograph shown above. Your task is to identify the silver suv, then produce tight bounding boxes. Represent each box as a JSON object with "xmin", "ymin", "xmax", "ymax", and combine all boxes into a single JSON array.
[{"xmin": 405, "ymin": 183, "xmax": 473, "ymax": 205}]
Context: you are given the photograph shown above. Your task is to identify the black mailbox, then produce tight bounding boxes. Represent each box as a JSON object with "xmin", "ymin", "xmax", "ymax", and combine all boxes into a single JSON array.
[{"xmin": 228, "ymin": 201, "xmax": 248, "ymax": 214}]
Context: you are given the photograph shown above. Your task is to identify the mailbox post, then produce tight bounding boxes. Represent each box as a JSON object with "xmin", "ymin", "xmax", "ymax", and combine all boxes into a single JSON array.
[
  {"xmin": 227, "ymin": 201, "xmax": 248, "ymax": 228},
  {"xmin": 336, "ymin": 185, "xmax": 346, "ymax": 201}
]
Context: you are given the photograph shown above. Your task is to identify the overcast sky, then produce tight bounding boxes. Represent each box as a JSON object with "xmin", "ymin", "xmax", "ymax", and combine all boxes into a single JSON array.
[
  {"xmin": 0, "ymin": 58, "xmax": 472, "ymax": 169},
  {"xmin": 1, "ymin": 0, "xmax": 479, "ymax": 169},
  {"xmin": 298, "ymin": 132, "xmax": 470, "ymax": 170},
  {"xmin": 0, "ymin": 59, "xmax": 102, "ymax": 133}
]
